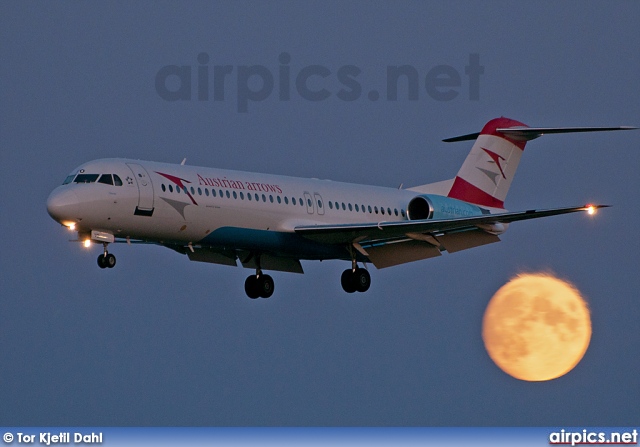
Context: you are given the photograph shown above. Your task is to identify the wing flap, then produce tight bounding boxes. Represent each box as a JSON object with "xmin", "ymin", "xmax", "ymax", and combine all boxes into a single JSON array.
[
  {"xmin": 365, "ymin": 240, "xmax": 441, "ymax": 269},
  {"xmin": 240, "ymin": 253, "xmax": 304, "ymax": 274},
  {"xmin": 435, "ymin": 229, "xmax": 500, "ymax": 253},
  {"xmin": 187, "ymin": 247, "xmax": 238, "ymax": 266}
]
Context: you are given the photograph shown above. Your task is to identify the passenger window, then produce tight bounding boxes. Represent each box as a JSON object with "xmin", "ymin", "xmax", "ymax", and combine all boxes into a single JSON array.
[
  {"xmin": 233, "ymin": 191, "xmax": 237, "ymax": 199},
  {"xmin": 97, "ymin": 174, "xmax": 113, "ymax": 185},
  {"xmin": 368, "ymin": 205, "xmax": 372, "ymax": 213},
  {"xmin": 205, "ymin": 188, "xmax": 209, "ymax": 196},
  {"xmin": 284, "ymin": 197, "xmax": 289, "ymax": 205},
  {"xmin": 169, "ymin": 185, "xmax": 174, "ymax": 192},
  {"xmin": 254, "ymin": 193, "xmax": 259, "ymax": 201},
  {"xmin": 355, "ymin": 204, "xmax": 359, "ymax": 212},
  {"xmin": 198, "ymin": 188, "xmax": 202, "ymax": 195},
  {"xmin": 387, "ymin": 208, "xmax": 392, "ymax": 215},
  {"xmin": 299, "ymin": 198, "xmax": 304, "ymax": 206},
  {"xmin": 240, "ymin": 192, "xmax": 244, "ymax": 200},
  {"xmin": 374, "ymin": 206, "xmax": 379, "ymax": 214},
  {"xmin": 341, "ymin": 202, "xmax": 346, "ymax": 210},
  {"xmin": 381, "ymin": 207, "xmax": 385, "ymax": 215},
  {"xmin": 248, "ymin": 193, "xmax": 252, "ymax": 201},
  {"xmin": 74, "ymin": 174, "xmax": 99, "ymax": 183},
  {"xmin": 262, "ymin": 194, "xmax": 266, "ymax": 202},
  {"xmin": 161, "ymin": 184, "xmax": 166, "ymax": 192},
  {"xmin": 277, "ymin": 196, "xmax": 281, "ymax": 204},
  {"xmin": 329, "ymin": 201, "xmax": 333, "ymax": 209},
  {"xmin": 394, "ymin": 208, "xmax": 398, "ymax": 216},
  {"xmin": 307, "ymin": 198, "xmax": 312, "ymax": 207},
  {"xmin": 270, "ymin": 195, "xmax": 274, "ymax": 203},
  {"xmin": 348, "ymin": 203, "xmax": 352, "ymax": 211},
  {"xmin": 226, "ymin": 191, "xmax": 230, "ymax": 198},
  {"xmin": 318, "ymin": 200, "xmax": 323, "ymax": 208},
  {"xmin": 401, "ymin": 210, "xmax": 406, "ymax": 218}
]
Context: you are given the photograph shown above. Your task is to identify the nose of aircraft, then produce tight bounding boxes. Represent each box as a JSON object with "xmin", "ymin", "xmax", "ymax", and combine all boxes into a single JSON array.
[{"xmin": 47, "ymin": 188, "xmax": 80, "ymax": 224}]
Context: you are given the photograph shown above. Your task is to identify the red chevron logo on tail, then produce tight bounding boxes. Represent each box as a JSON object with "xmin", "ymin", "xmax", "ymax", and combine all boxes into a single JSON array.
[{"xmin": 482, "ymin": 147, "xmax": 506, "ymax": 179}]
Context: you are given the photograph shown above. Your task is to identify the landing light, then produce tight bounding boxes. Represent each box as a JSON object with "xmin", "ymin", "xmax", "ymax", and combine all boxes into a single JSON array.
[
  {"xmin": 586, "ymin": 205, "xmax": 597, "ymax": 215},
  {"xmin": 67, "ymin": 223, "xmax": 76, "ymax": 231},
  {"xmin": 83, "ymin": 239, "xmax": 91, "ymax": 248}
]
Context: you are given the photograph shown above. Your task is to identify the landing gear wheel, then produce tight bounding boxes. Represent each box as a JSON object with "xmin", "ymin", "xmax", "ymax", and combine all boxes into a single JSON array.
[
  {"xmin": 245, "ymin": 275, "xmax": 260, "ymax": 299},
  {"xmin": 245, "ymin": 274, "xmax": 275, "ymax": 299},
  {"xmin": 354, "ymin": 268, "xmax": 371, "ymax": 292},
  {"xmin": 258, "ymin": 275, "xmax": 274, "ymax": 298},
  {"xmin": 341, "ymin": 269, "xmax": 357, "ymax": 293},
  {"xmin": 97, "ymin": 242, "xmax": 116, "ymax": 269},
  {"xmin": 98, "ymin": 253, "xmax": 116, "ymax": 268},
  {"xmin": 341, "ymin": 268, "xmax": 371, "ymax": 293},
  {"xmin": 105, "ymin": 253, "xmax": 116, "ymax": 268}
]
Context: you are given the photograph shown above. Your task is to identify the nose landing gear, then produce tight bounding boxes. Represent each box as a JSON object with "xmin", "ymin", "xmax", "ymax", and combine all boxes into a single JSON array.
[{"xmin": 97, "ymin": 243, "xmax": 116, "ymax": 269}]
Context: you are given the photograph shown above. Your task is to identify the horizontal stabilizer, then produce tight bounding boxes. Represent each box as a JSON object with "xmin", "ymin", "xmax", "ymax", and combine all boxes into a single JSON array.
[
  {"xmin": 442, "ymin": 132, "xmax": 480, "ymax": 143},
  {"xmin": 498, "ymin": 126, "xmax": 638, "ymax": 141},
  {"xmin": 444, "ymin": 125, "xmax": 636, "ymax": 143}
]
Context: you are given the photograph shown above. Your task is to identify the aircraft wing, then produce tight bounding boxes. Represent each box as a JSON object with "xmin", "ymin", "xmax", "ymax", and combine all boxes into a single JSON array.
[{"xmin": 295, "ymin": 204, "xmax": 605, "ymax": 248}]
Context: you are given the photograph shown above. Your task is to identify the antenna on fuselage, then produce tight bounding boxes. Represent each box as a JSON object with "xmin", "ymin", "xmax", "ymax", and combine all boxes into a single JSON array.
[{"xmin": 181, "ymin": 158, "xmax": 187, "ymax": 165}]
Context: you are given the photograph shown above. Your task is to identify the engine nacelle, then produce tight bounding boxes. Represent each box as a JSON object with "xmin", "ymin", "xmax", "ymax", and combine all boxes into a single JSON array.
[{"xmin": 407, "ymin": 194, "xmax": 486, "ymax": 221}]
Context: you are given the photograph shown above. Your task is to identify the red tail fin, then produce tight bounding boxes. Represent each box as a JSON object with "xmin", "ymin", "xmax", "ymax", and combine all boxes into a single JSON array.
[{"xmin": 447, "ymin": 117, "xmax": 528, "ymax": 209}]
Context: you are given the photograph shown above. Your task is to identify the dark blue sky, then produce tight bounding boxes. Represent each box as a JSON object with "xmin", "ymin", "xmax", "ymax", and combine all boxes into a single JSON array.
[{"xmin": 1, "ymin": 1, "xmax": 639, "ymax": 425}]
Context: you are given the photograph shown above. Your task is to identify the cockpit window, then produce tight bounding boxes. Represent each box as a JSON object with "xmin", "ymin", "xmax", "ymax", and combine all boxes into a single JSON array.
[
  {"xmin": 74, "ymin": 174, "xmax": 99, "ymax": 183},
  {"xmin": 98, "ymin": 174, "xmax": 113, "ymax": 185},
  {"xmin": 64, "ymin": 172, "xmax": 122, "ymax": 185},
  {"xmin": 63, "ymin": 174, "xmax": 76, "ymax": 185}
]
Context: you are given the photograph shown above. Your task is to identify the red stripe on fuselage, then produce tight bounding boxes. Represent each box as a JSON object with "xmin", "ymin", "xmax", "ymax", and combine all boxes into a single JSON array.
[{"xmin": 448, "ymin": 176, "xmax": 505, "ymax": 209}]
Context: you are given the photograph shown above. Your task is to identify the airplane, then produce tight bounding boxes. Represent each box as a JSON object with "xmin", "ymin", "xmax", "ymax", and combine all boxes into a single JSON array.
[{"xmin": 46, "ymin": 117, "xmax": 635, "ymax": 299}]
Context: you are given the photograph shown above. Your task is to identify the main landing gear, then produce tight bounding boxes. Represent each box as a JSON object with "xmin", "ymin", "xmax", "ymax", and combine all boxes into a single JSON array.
[
  {"xmin": 341, "ymin": 252, "xmax": 371, "ymax": 293},
  {"xmin": 245, "ymin": 271, "xmax": 274, "ymax": 299},
  {"xmin": 97, "ymin": 243, "xmax": 116, "ymax": 269},
  {"xmin": 341, "ymin": 267, "xmax": 371, "ymax": 293},
  {"xmin": 243, "ymin": 254, "xmax": 274, "ymax": 299}
]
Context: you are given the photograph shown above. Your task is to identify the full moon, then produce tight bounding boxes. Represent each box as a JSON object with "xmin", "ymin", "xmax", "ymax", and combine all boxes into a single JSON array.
[{"xmin": 482, "ymin": 273, "xmax": 592, "ymax": 381}]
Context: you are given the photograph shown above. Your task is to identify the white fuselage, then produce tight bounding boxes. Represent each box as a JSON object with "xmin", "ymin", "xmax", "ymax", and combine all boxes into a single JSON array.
[{"xmin": 47, "ymin": 158, "xmax": 461, "ymax": 262}]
